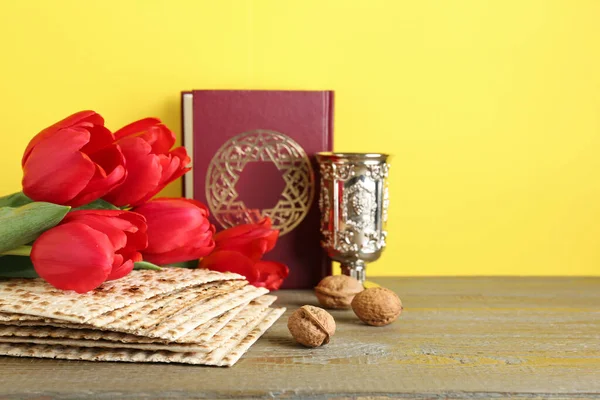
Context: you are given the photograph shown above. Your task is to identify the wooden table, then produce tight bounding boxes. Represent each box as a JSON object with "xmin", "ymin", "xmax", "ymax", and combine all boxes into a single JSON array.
[{"xmin": 0, "ymin": 277, "xmax": 598, "ymax": 399}]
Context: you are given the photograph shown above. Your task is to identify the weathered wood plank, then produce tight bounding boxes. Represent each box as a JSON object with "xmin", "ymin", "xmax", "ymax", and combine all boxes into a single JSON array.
[{"xmin": 0, "ymin": 277, "xmax": 598, "ymax": 399}]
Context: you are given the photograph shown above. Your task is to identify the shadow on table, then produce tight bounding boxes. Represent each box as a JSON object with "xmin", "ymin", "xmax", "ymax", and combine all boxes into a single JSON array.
[
  {"xmin": 282, "ymin": 300, "xmax": 322, "ymax": 308},
  {"xmin": 264, "ymin": 334, "xmax": 302, "ymax": 349}
]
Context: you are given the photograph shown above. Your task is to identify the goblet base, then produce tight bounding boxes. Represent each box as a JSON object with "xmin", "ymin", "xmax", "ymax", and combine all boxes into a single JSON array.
[{"xmin": 341, "ymin": 261, "xmax": 366, "ymax": 283}]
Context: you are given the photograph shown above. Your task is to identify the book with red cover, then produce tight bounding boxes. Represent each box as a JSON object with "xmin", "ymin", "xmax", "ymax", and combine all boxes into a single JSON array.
[{"xmin": 181, "ymin": 90, "xmax": 334, "ymax": 289}]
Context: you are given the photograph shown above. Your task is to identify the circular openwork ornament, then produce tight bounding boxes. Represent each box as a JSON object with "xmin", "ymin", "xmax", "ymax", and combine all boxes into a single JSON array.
[{"xmin": 205, "ymin": 130, "xmax": 315, "ymax": 236}]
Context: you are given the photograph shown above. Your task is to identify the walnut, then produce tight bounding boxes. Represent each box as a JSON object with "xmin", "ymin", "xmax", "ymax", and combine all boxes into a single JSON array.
[
  {"xmin": 351, "ymin": 287, "xmax": 402, "ymax": 326},
  {"xmin": 287, "ymin": 305, "xmax": 336, "ymax": 347},
  {"xmin": 314, "ymin": 275, "xmax": 364, "ymax": 309}
]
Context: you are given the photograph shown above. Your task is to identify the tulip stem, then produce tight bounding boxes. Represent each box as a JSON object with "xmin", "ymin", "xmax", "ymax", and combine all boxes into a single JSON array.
[{"xmin": 1, "ymin": 245, "xmax": 32, "ymax": 257}]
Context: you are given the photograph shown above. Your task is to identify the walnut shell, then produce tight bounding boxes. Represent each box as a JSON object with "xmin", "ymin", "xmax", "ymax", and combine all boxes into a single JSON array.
[
  {"xmin": 315, "ymin": 275, "xmax": 364, "ymax": 309},
  {"xmin": 287, "ymin": 305, "xmax": 336, "ymax": 347},
  {"xmin": 351, "ymin": 287, "xmax": 402, "ymax": 326}
]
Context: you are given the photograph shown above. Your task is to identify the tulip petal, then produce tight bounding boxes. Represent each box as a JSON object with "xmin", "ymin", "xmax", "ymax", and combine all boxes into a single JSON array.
[
  {"xmin": 146, "ymin": 197, "xmax": 209, "ymax": 213},
  {"xmin": 63, "ymin": 209, "xmax": 128, "ymax": 221},
  {"xmin": 213, "ymin": 223, "xmax": 256, "ymax": 242},
  {"xmin": 112, "ymin": 254, "xmax": 124, "ymax": 269},
  {"xmin": 143, "ymin": 240, "xmax": 213, "ymax": 265},
  {"xmin": 63, "ymin": 214, "xmax": 129, "ymax": 251},
  {"xmin": 31, "ymin": 222, "xmax": 114, "ymax": 293},
  {"xmin": 133, "ymin": 156, "xmax": 190, "ymax": 205},
  {"xmin": 52, "ymin": 111, "xmax": 104, "ymax": 131},
  {"xmin": 213, "ymin": 224, "xmax": 279, "ymax": 261},
  {"xmin": 90, "ymin": 145, "xmax": 126, "ymax": 178},
  {"xmin": 107, "ymin": 259, "xmax": 135, "ymax": 281},
  {"xmin": 253, "ymin": 261, "xmax": 288, "ymax": 290},
  {"xmin": 62, "ymin": 209, "xmax": 133, "ymax": 225},
  {"xmin": 139, "ymin": 124, "xmax": 176, "ymax": 154},
  {"xmin": 113, "ymin": 118, "xmax": 162, "ymax": 140},
  {"xmin": 214, "ymin": 238, "xmax": 268, "ymax": 262},
  {"xmin": 263, "ymin": 229, "xmax": 279, "ymax": 253},
  {"xmin": 208, "ymin": 218, "xmax": 280, "ymax": 264},
  {"xmin": 61, "ymin": 210, "xmax": 148, "ymax": 276},
  {"xmin": 107, "ymin": 119, "xmax": 189, "ymax": 206},
  {"xmin": 158, "ymin": 154, "xmax": 180, "ymax": 185},
  {"xmin": 79, "ymin": 125, "xmax": 115, "ymax": 155},
  {"xmin": 258, "ymin": 217, "xmax": 273, "ymax": 230},
  {"xmin": 22, "ymin": 111, "xmax": 103, "ymax": 165},
  {"xmin": 69, "ymin": 146, "xmax": 127, "ymax": 207},
  {"xmin": 145, "ymin": 211, "xmax": 211, "ymax": 254},
  {"xmin": 120, "ymin": 212, "xmax": 149, "ymax": 252},
  {"xmin": 135, "ymin": 199, "xmax": 211, "ymax": 254},
  {"xmin": 170, "ymin": 146, "xmax": 191, "ymax": 166},
  {"xmin": 143, "ymin": 225, "xmax": 214, "ymax": 264},
  {"xmin": 22, "ymin": 128, "xmax": 96, "ymax": 205},
  {"xmin": 102, "ymin": 137, "xmax": 161, "ymax": 207},
  {"xmin": 118, "ymin": 211, "xmax": 148, "ymax": 234},
  {"xmin": 213, "ymin": 217, "xmax": 273, "ymax": 242},
  {"xmin": 132, "ymin": 199, "xmax": 213, "ymax": 265},
  {"xmin": 199, "ymin": 250, "xmax": 260, "ymax": 283}
]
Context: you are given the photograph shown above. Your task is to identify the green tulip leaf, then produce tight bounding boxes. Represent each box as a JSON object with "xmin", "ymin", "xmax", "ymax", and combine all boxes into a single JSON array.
[
  {"xmin": 74, "ymin": 199, "xmax": 119, "ymax": 211},
  {"xmin": 0, "ymin": 202, "xmax": 70, "ymax": 254},
  {"xmin": 1, "ymin": 245, "xmax": 32, "ymax": 257},
  {"xmin": 0, "ymin": 192, "xmax": 33, "ymax": 208},
  {"xmin": 0, "ymin": 256, "xmax": 39, "ymax": 278},
  {"xmin": 133, "ymin": 261, "xmax": 162, "ymax": 271}
]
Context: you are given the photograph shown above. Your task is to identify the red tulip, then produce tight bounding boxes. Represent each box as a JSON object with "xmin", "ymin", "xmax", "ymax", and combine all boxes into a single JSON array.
[
  {"xmin": 252, "ymin": 261, "xmax": 289, "ymax": 290},
  {"xmin": 212, "ymin": 218, "xmax": 279, "ymax": 261},
  {"xmin": 22, "ymin": 111, "xmax": 126, "ymax": 207},
  {"xmin": 103, "ymin": 118, "xmax": 191, "ymax": 207},
  {"xmin": 200, "ymin": 217, "xmax": 288, "ymax": 290},
  {"xmin": 132, "ymin": 198, "xmax": 215, "ymax": 265},
  {"xmin": 30, "ymin": 210, "xmax": 147, "ymax": 293}
]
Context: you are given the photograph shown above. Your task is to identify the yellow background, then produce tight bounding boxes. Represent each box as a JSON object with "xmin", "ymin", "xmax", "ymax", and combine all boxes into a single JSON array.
[{"xmin": 1, "ymin": 0, "xmax": 599, "ymax": 276}]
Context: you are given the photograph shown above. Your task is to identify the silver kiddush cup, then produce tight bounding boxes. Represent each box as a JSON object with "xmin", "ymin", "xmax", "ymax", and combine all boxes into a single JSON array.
[{"xmin": 316, "ymin": 152, "xmax": 390, "ymax": 282}]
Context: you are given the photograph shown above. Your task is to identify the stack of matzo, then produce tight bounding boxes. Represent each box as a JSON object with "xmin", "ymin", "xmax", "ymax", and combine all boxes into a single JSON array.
[{"xmin": 0, "ymin": 268, "xmax": 285, "ymax": 366}]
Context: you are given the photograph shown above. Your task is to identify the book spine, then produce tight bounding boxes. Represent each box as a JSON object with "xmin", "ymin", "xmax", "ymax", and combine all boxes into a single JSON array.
[
  {"xmin": 322, "ymin": 90, "xmax": 335, "ymax": 278},
  {"xmin": 181, "ymin": 92, "xmax": 194, "ymax": 199},
  {"xmin": 326, "ymin": 91, "xmax": 335, "ymax": 151}
]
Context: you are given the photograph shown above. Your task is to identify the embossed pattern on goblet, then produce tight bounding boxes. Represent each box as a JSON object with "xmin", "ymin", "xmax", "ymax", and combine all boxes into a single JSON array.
[{"xmin": 316, "ymin": 153, "xmax": 390, "ymax": 282}]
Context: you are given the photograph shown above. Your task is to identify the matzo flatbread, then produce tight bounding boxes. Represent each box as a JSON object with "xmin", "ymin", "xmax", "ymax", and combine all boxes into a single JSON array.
[
  {"xmin": 0, "ymin": 295, "xmax": 278, "ymax": 346},
  {"xmin": 0, "ymin": 313, "xmax": 43, "ymax": 323},
  {"xmin": 4, "ymin": 285, "xmax": 268, "ymax": 342},
  {"xmin": 0, "ymin": 283, "xmax": 224, "ymax": 324},
  {"xmin": 87, "ymin": 282, "xmax": 233, "ymax": 327},
  {"xmin": 139, "ymin": 285, "xmax": 269, "ymax": 341},
  {"xmin": 183, "ymin": 294, "xmax": 277, "ymax": 343},
  {"xmin": 0, "ymin": 324, "xmax": 160, "ymax": 344},
  {"xmin": 0, "ymin": 321, "xmax": 91, "ymax": 330},
  {"xmin": 215, "ymin": 307, "xmax": 285, "ymax": 366},
  {"xmin": 92, "ymin": 280, "xmax": 246, "ymax": 332},
  {"xmin": 195, "ymin": 295, "xmax": 278, "ymax": 350},
  {"xmin": 0, "ymin": 307, "xmax": 285, "ymax": 366},
  {"xmin": 0, "ymin": 336, "xmax": 212, "ymax": 353},
  {"xmin": 176, "ymin": 294, "xmax": 277, "ymax": 344},
  {"xmin": 0, "ymin": 280, "xmax": 246, "ymax": 332},
  {"xmin": 203, "ymin": 307, "xmax": 284, "ymax": 366},
  {"xmin": 0, "ymin": 268, "xmax": 243, "ymax": 323}
]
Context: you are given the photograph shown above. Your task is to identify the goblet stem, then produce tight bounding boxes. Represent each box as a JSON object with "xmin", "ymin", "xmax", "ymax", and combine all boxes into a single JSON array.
[{"xmin": 341, "ymin": 260, "xmax": 366, "ymax": 283}]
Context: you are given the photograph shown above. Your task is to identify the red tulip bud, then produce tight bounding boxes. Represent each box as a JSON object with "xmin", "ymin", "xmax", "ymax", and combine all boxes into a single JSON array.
[
  {"xmin": 132, "ymin": 198, "xmax": 215, "ymax": 265},
  {"xmin": 200, "ymin": 217, "xmax": 288, "ymax": 290},
  {"xmin": 103, "ymin": 118, "xmax": 191, "ymax": 207},
  {"xmin": 22, "ymin": 111, "xmax": 126, "ymax": 207},
  {"xmin": 31, "ymin": 210, "xmax": 147, "ymax": 293}
]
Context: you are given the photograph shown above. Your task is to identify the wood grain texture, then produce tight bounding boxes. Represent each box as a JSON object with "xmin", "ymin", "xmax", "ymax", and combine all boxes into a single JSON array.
[{"xmin": 0, "ymin": 277, "xmax": 598, "ymax": 399}]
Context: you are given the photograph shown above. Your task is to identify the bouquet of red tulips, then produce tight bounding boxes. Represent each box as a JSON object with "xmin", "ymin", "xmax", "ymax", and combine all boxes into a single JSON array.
[{"xmin": 0, "ymin": 111, "xmax": 288, "ymax": 293}]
